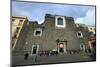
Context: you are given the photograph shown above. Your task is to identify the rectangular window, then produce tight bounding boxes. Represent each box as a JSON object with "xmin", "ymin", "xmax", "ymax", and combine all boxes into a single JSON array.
[
  {"xmin": 55, "ymin": 16, "xmax": 66, "ymax": 28},
  {"xmin": 19, "ymin": 19, "xmax": 23, "ymax": 22},
  {"xmin": 34, "ymin": 28, "xmax": 42, "ymax": 36},
  {"xmin": 77, "ymin": 31, "xmax": 83, "ymax": 38},
  {"xmin": 35, "ymin": 31, "xmax": 41, "ymax": 35},
  {"xmin": 12, "ymin": 19, "xmax": 15, "ymax": 22},
  {"xmin": 12, "ymin": 19, "xmax": 15, "ymax": 25},
  {"xmin": 12, "ymin": 34, "xmax": 17, "ymax": 38},
  {"xmin": 78, "ymin": 33, "xmax": 81, "ymax": 36},
  {"xmin": 15, "ymin": 27, "xmax": 20, "ymax": 34},
  {"xmin": 18, "ymin": 20, "xmax": 23, "ymax": 25},
  {"xmin": 57, "ymin": 18, "xmax": 63, "ymax": 25}
]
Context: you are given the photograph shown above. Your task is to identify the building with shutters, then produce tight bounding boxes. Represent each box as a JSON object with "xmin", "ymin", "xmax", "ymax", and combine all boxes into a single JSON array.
[{"xmin": 12, "ymin": 16, "xmax": 28, "ymax": 50}]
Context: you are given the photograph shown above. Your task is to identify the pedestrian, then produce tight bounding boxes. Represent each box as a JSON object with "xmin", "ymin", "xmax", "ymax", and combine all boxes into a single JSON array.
[{"xmin": 24, "ymin": 53, "xmax": 29, "ymax": 60}]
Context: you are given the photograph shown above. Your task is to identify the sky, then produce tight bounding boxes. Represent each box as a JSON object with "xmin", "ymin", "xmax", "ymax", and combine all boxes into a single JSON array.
[{"xmin": 12, "ymin": 1, "xmax": 95, "ymax": 25}]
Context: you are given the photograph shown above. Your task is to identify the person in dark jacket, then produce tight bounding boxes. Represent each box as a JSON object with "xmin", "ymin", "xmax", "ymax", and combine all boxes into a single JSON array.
[{"xmin": 24, "ymin": 53, "xmax": 29, "ymax": 60}]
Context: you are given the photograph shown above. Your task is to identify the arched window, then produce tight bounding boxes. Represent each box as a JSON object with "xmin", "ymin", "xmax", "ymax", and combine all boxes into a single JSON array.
[{"xmin": 57, "ymin": 18, "xmax": 63, "ymax": 25}]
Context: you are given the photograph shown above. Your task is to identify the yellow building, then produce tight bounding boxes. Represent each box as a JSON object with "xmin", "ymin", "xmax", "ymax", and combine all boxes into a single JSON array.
[{"xmin": 12, "ymin": 16, "xmax": 28, "ymax": 50}]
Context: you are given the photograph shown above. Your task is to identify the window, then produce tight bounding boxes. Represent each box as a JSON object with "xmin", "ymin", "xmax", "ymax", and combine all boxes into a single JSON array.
[
  {"xmin": 34, "ymin": 28, "xmax": 42, "ymax": 36},
  {"xmin": 15, "ymin": 27, "xmax": 20, "ymax": 33},
  {"xmin": 77, "ymin": 31, "xmax": 83, "ymax": 38},
  {"xmin": 19, "ymin": 19, "xmax": 23, "ymax": 22},
  {"xmin": 78, "ymin": 33, "xmax": 81, "ymax": 36},
  {"xmin": 55, "ymin": 16, "xmax": 66, "ymax": 28},
  {"xmin": 90, "ymin": 28, "xmax": 92, "ymax": 30},
  {"xmin": 18, "ymin": 20, "xmax": 23, "ymax": 25},
  {"xmin": 12, "ymin": 34, "xmax": 17, "ymax": 38},
  {"xmin": 12, "ymin": 19, "xmax": 15, "ymax": 22},
  {"xmin": 35, "ymin": 31, "xmax": 41, "ymax": 35},
  {"xmin": 80, "ymin": 43, "xmax": 85, "ymax": 51},
  {"xmin": 57, "ymin": 18, "xmax": 63, "ymax": 25},
  {"xmin": 12, "ymin": 19, "xmax": 15, "ymax": 24}
]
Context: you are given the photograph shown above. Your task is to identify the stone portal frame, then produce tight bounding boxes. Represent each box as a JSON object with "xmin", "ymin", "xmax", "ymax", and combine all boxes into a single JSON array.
[{"xmin": 56, "ymin": 39, "xmax": 67, "ymax": 53}]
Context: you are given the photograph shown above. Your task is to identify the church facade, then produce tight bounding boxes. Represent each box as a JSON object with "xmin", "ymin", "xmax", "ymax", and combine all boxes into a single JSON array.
[{"xmin": 13, "ymin": 14, "xmax": 90, "ymax": 55}]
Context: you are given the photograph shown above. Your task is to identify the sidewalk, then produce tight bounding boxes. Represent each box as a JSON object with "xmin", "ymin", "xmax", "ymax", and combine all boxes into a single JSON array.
[{"xmin": 12, "ymin": 53, "xmax": 95, "ymax": 66}]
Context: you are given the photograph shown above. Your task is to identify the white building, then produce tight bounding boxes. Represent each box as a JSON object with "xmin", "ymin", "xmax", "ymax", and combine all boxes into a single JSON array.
[{"xmin": 87, "ymin": 26, "xmax": 95, "ymax": 34}]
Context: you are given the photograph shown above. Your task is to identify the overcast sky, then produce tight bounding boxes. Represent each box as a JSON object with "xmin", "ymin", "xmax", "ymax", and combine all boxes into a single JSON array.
[{"xmin": 12, "ymin": 1, "xmax": 95, "ymax": 25}]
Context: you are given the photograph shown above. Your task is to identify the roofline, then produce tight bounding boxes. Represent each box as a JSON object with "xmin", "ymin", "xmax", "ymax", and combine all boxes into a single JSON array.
[{"xmin": 12, "ymin": 16, "xmax": 28, "ymax": 19}]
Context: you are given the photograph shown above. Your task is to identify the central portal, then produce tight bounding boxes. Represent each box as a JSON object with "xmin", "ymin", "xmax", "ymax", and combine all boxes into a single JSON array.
[
  {"xmin": 56, "ymin": 39, "xmax": 67, "ymax": 53},
  {"xmin": 59, "ymin": 43, "xmax": 64, "ymax": 53}
]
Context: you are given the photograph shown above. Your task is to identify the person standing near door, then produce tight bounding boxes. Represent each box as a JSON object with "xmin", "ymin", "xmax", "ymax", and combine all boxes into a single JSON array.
[{"xmin": 24, "ymin": 53, "xmax": 29, "ymax": 60}]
